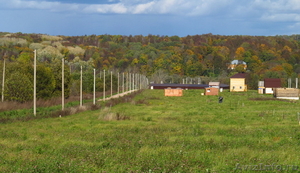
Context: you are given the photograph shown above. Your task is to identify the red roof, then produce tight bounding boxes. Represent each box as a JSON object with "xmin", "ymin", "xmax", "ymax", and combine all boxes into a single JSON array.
[
  {"xmin": 264, "ymin": 78, "xmax": 281, "ymax": 88},
  {"xmin": 230, "ymin": 73, "xmax": 246, "ymax": 78}
]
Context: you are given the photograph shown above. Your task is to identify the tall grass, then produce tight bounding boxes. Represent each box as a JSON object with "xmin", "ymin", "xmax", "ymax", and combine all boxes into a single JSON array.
[
  {"xmin": 0, "ymin": 92, "xmax": 103, "ymax": 111},
  {"xmin": 1, "ymin": 89, "xmax": 300, "ymax": 172},
  {"xmin": 0, "ymin": 91, "xmax": 141, "ymax": 123}
]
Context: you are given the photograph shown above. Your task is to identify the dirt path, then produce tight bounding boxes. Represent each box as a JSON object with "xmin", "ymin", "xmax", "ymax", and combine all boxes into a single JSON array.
[{"xmin": 97, "ymin": 90, "xmax": 138, "ymax": 101}]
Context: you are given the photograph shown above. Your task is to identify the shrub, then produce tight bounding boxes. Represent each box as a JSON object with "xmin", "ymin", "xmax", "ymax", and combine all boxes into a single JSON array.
[{"xmin": 4, "ymin": 72, "xmax": 33, "ymax": 103}]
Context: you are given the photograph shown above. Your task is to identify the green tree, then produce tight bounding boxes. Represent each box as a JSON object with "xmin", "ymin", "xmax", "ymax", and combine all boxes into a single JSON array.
[
  {"xmin": 5, "ymin": 72, "xmax": 33, "ymax": 103},
  {"xmin": 235, "ymin": 64, "xmax": 246, "ymax": 73},
  {"xmin": 282, "ymin": 63, "xmax": 293, "ymax": 77},
  {"xmin": 50, "ymin": 61, "xmax": 71, "ymax": 98},
  {"xmin": 78, "ymin": 71, "xmax": 94, "ymax": 93},
  {"xmin": 36, "ymin": 64, "xmax": 56, "ymax": 99},
  {"xmin": 18, "ymin": 52, "xmax": 32, "ymax": 64}
]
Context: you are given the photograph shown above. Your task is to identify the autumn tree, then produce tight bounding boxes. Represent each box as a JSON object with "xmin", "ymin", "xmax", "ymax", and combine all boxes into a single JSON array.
[{"xmin": 235, "ymin": 47, "xmax": 245, "ymax": 60}]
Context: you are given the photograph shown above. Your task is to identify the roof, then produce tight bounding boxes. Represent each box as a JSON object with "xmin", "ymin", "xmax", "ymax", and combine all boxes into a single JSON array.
[
  {"xmin": 264, "ymin": 78, "xmax": 281, "ymax": 88},
  {"xmin": 209, "ymin": 82, "xmax": 220, "ymax": 86},
  {"xmin": 231, "ymin": 60, "xmax": 246, "ymax": 65},
  {"xmin": 149, "ymin": 83, "xmax": 229, "ymax": 89},
  {"xmin": 230, "ymin": 73, "xmax": 246, "ymax": 78}
]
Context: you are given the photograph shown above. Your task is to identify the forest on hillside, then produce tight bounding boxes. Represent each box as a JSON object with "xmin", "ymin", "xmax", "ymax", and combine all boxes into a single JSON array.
[{"xmin": 1, "ymin": 32, "xmax": 300, "ymax": 102}]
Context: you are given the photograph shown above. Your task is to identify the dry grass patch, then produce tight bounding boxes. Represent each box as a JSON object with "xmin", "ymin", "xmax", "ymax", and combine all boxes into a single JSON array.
[{"xmin": 98, "ymin": 107, "xmax": 130, "ymax": 121}]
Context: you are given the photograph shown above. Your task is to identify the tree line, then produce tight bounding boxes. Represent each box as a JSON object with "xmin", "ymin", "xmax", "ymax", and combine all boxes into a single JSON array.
[{"xmin": 1, "ymin": 32, "xmax": 300, "ymax": 102}]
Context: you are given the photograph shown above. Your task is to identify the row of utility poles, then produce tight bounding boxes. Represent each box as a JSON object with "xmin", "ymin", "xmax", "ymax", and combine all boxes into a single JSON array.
[
  {"xmin": 43, "ymin": 51, "xmax": 149, "ymax": 116},
  {"xmin": 1, "ymin": 50, "xmax": 149, "ymax": 116}
]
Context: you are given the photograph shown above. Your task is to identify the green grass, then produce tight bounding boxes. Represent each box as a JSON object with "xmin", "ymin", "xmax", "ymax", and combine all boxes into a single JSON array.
[{"xmin": 1, "ymin": 89, "xmax": 300, "ymax": 172}]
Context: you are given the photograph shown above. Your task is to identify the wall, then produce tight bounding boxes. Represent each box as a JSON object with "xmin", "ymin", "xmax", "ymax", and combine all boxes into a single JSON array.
[
  {"xmin": 205, "ymin": 88, "xmax": 219, "ymax": 95},
  {"xmin": 230, "ymin": 78, "xmax": 246, "ymax": 92},
  {"xmin": 164, "ymin": 88, "xmax": 183, "ymax": 96}
]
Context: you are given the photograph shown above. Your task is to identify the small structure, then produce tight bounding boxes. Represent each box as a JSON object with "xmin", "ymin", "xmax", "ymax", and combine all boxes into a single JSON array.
[
  {"xmin": 205, "ymin": 87, "xmax": 219, "ymax": 95},
  {"xmin": 149, "ymin": 83, "xmax": 230, "ymax": 90},
  {"xmin": 208, "ymin": 82, "xmax": 220, "ymax": 88},
  {"xmin": 228, "ymin": 60, "xmax": 247, "ymax": 70},
  {"xmin": 205, "ymin": 82, "xmax": 220, "ymax": 95},
  {"xmin": 264, "ymin": 78, "xmax": 281, "ymax": 94},
  {"xmin": 230, "ymin": 73, "xmax": 247, "ymax": 92},
  {"xmin": 273, "ymin": 88, "xmax": 299, "ymax": 100},
  {"xmin": 164, "ymin": 88, "xmax": 183, "ymax": 96},
  {"xmin": 258, "ymin": 81, "xmax": 265, "ymax": 94}
]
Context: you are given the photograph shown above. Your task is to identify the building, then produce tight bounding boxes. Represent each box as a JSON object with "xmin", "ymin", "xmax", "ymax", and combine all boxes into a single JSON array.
[
  {"xmin": 205, "ymin": 87, "xmax": 219, "ymax": 95},
  {"xmin": 230, "ymin": 73, "xmax": 247, "ymax": 92},
  {"xmin": 164, "ymin": 88, "xmax": 183, "ymax": 96},
  {"xmin": 273, "ymin": 88, "xmax": 299, "ymax": 100},
  {"xmin": 258, "ymin": 81, "xmax": 265, "ymax": 94},
  {"xmin": 205, "ymin": 82, "xmax": 220, "ymax": 95},
  {"xmin": 264, "ymin": 78, "xmax": 281, "ymax": 94},
  {"xmin": 149, "ymin": 83, "xmax": 229, "ymax": 90},
  {"xmin": 228, "ymin": 60, "xmax": 247, "ymax": 70},
  {"xmin": 208, "ymin": 82, "xmax": 220, "ymax": 88}
]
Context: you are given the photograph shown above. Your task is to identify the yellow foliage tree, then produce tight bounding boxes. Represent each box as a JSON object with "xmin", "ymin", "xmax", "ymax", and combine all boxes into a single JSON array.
[
  {"xmin": 235, "ymin": 47, "xmax": 245, "ymax": 60},
  {"xmin": 131, "ymin": 58, "xmax": 139, "ymax": 65},
  {"xmin": 282, "ymin": 63, "xmax": 293, "ymax": 76}
]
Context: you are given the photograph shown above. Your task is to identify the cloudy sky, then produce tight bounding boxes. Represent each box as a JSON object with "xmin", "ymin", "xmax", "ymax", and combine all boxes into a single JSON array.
[{"xmin": 1, "ymin": 0, "xmax": 300, "ymax": 37}]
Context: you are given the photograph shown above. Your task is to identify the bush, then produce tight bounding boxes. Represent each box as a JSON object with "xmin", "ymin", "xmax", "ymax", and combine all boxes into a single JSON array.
[{"xmin": 5, "ymin": 72, "xmax": 33, "ymax": 103}]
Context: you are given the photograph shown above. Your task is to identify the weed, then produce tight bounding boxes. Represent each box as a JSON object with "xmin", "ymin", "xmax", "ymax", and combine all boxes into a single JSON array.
[
  {"xmin": 98, "ymin": 107, "xmax": 130, "ymax": 121},
  {"xmin": 142, "ymin": 117, "xmax": 152, "ymax": 121},
  {"xmin": 0, "ymin": 91, "xmax": 138, "ymax": 123}
]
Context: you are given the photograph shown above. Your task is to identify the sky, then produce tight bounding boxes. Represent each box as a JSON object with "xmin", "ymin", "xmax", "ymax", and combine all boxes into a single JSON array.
[{"xmin": 1, "ymin": 0, "xmax": 300, "ymax": 37}]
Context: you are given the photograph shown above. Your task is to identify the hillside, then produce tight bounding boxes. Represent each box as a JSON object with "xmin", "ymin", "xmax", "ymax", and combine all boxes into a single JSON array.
[{"xmin": 1, "ymin": 32, "xmax": 300, "ymax": 101}]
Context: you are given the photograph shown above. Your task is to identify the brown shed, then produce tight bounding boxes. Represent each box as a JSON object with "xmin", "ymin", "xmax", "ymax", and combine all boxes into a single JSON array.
[
  {"xmin": 264, "ymin": 78, "xmax": 281, "ymax": 94},
  {"xmin": 205, "ymin": 87, "xmax": 219, "ymax": 95},
  {"xmin": 164, "ymin": 88, "xmax": 183, "ymax": 96}
]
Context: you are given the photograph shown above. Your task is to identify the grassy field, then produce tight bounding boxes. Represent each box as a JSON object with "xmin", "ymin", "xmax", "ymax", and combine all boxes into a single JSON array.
[{"xmin": 1, "ymin": 89, "xmax": 300, "ymax": 172}]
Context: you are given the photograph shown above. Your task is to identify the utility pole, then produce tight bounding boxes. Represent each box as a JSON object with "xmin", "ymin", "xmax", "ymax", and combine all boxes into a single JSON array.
[
  {"xmin": 103, "ymin": 70, "xmax": 105, "ymax": 101},
  {"xmin": 2, "ymin": 58, "xmax": 5, "ymax": 102},
  {"xmin": 62, "ymin": 58, "xmax": 64, "ymax": 110},
  {"xmin": 80, "ymin": 66, "xmax": 82, "ymax": 107},
  {"xmin": 33, "ymin": 50, "xmax": 36, "ymax": 116},
  {"xmin": 93, "ymin": 69, "xmax": 95, "ymax": 105}
]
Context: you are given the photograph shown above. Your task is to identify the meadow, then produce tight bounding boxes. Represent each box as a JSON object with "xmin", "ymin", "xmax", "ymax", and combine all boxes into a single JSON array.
[{"xmin": 1, "ymin": 89, "xmax": 300, "ymax": 172}]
